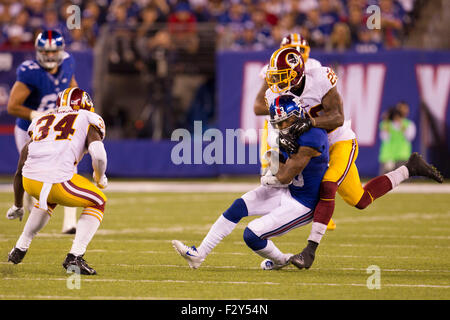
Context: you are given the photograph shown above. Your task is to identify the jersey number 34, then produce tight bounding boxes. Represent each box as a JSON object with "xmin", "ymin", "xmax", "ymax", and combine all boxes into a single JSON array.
[{"xmin": 33, "ymin": 114, "xmax": 78, "ymax": 141}]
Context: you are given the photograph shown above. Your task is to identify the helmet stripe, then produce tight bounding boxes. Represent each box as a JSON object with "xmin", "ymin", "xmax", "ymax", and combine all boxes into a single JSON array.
[
  {"xmin": 62, "ymin": 88, "xmax": 70, "ymax": 107},
  {"xmin": 276, "ymin": 96, "xmax": 281, "ymax": 115}
]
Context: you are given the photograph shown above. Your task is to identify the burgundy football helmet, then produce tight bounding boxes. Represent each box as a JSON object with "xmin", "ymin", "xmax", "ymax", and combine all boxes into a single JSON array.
[
  {"xmin": 56, "ymin": 87, "xmax": 95, "ymax": 112},
  {"xmin": 266, "ymin": 47, "xmax": 305, "ymax": 94},
  {"xmin": 280, "ymin": 33, "xmax": 311, "ymax": 62}
]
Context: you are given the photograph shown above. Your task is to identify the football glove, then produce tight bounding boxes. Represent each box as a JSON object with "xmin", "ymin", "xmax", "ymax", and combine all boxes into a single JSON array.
[
  {"xmin": 260, "ymin": 170, "xmax": 289, "ymax": 188},
  {"xmin": 290, "ymin": 118, "xmax": 313, "ymax": 137},
  {"xmin": 6, "ymin": 205, "xmax": 24, "ymax": 221},
  {"xmin": 93, "ymin": 173, "xmax": 108, "ymax": 189},
  {"xmin": 279, "ymin": 131, "xmax": 299, "ymax": 155}
]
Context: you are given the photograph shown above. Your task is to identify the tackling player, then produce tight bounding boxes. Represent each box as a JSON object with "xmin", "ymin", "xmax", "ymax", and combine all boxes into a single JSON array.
[
  {"xmin": 253, "ymin": 33, "xmax": 336, "ymax": 231},
  {"xmin": 7, "ymin": 30, "xmax": 79, "ymax": 234},
  {"xmin": 263, "ymin": 47, "xmax": 444, "ymax": 270},
  {"xmin": 172, "ymin": 95, "xmax": 329, "ymax": 270},
  {"xmin": 6, "ymin": 87, "xmax": 108, "ymax": 275}
]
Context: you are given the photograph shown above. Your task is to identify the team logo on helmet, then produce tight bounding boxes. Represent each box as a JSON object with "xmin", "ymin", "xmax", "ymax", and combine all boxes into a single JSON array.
[
  {"xmin": 286, "ymin": 52, "xmax": 301, "ymax": 69},
  {"xmin": 56, "ymin": 87, "xmax": 95, "ymax": 112}
]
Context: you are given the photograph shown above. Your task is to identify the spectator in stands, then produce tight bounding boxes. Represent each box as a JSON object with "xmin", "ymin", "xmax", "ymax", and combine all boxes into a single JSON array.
[
  {"xmin": 25, "ymin": 0, "xmax": 46, "ymax": 31},
  {"xmin": 0, "ymin": 24, "xmax": 34, "ymax": 50},
  {"xmin": 108, "ymin": 3, "xmax": 136, "ymax": 65},
  {"xmin": 380, "ymin": 0, "xmax": 404, "ymax": 48},
  {"xmin": 304, "ymin": 8, "xmax": 326, "ymax": 48},
  {"xmin": 345, "ymin": 4, "xmax": 366, "ymax": 43},
  {"xmin": 218, "ymin": 2, "xmax": 250, "ymax": 26},
  {"xmin": 353, "ymin": 27, "xmax": 383, "ymax": 53},
  {"xmin": 250, "ymin": 7, "xmax": 272, "ymax": 48},
  {"xmin": 207, "ymin": 0, "xmax": 228, "ymax": 22},
  {"xmin": 189, "ymin": 0, "xmax": 211, "ymax": 22},
  {"xmin": 327, "ymin": 22, "xmax": 351, "ymax": 52},
  {"xmin": 3, "ymin": 9, "xmax": 34, "ymax": 47},
  {"xmin": 278, "ymin": 12, "xmax": 301, "ymax": 39},
  {"xmin": 168, "ymin": 2, "xmax": 199, "ymax": 54},
  {"xmin": 81, "ymin": 9, "xmax": 100, "ymax": 48},
  {"xmin": 68, "ymin": 28, "xmax": 90, "ymax": 51},
  {"xmin": 317, "ymin": 0, "xmax": 340, "ymax": 37},
  {"xmin": 231, "ymin": 22, "xmax": 265, "ymax": 51}
]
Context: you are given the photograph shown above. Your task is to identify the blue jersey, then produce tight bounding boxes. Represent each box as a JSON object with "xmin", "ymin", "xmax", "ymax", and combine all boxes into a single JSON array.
[
  {"xmin": 280, "ymin": 127, "xmax": 329, "ymax": 209},
  {"xmin": 15, "ymin": 52, "xmax": 75, "ymax": 131}
]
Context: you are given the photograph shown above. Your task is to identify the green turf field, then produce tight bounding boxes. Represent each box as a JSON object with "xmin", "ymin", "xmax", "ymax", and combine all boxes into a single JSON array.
[{"xmin": 0, "ymin": 190, "xmax": 449, "ymax": 300}]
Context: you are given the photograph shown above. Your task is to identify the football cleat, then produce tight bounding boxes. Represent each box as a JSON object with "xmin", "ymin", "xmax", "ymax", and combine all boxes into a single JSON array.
[
  {"xmin": 62, "ymin": 253, "xmax": 97, "ymax": 275},
  {"xmin": 260, "ymin": 255, "xmax": 293, "ymax": 270},
  {"xmin": 62, "ymin": 227, "xmax": 76, "ymax": 235},
  {"xmin": 172, "ymin": 240, "xmax": 204, "ymax": 269},
  {"xmin": 289, "ymin": 248, "xmax": 315, "ymax": 270},
  {"xmin": 8, "ymin": 247, "xmax": 27, "ymax": 264},
  {"xmin": 405, "ymin": 152, "xmax": 444, "ymax": 183}
]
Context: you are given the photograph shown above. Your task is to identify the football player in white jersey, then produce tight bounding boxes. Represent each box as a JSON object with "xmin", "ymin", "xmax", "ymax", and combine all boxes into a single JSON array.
[
  {"xmin": 264, "ymin": 47, "xmax": 443, "ymax": 270},
  {"xmin": 6, "ymin": 87, "xmax": 108, "ymax": 275},
  {"xmin": 253, "ymin": 33, "xmax": 336, "ymax": 231},
  {"xmin": 7, "ymin": 30, "xmax": 79, "ymax": 234}
]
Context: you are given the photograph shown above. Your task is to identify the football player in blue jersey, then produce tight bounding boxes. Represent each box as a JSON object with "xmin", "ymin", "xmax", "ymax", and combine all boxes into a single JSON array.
[
  {"xmin": 172, "ymin": 95, "xmax": 329, "ymax": 270},
  {"xmin": 7, "ymin": 30, "xmax": 79, "ymax": 234}
]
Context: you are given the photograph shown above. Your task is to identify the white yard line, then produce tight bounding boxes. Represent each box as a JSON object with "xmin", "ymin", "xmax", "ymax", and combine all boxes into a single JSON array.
[
  {"xmin": 1, "ymin": 277, "xmax": 449, "ymax": 289},
  {"xmin": 1, "ymin": 182, "xmax": 450, "ymax": 193}
]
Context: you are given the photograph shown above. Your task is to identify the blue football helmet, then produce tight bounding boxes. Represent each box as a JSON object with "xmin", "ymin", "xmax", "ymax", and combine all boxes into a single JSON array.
[
  {"xmin": 269, "ymin": 95, "xmax": 301, "ymax": 132},
  {"xmin": 35, "ymin": 30, "xmax": 65, "ymax": 69}
]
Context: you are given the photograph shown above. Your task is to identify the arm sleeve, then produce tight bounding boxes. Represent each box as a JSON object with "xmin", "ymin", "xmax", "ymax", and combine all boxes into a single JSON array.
[{"xmin": 88, "ymin": 140, "xmax": 107, "ymax": 179}]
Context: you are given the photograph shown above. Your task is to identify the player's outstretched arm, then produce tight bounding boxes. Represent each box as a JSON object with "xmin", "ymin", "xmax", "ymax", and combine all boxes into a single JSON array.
[
  {"xmin": 7, "ymin": 81, "xmax": 41, "ymax": 121},
  {"xmin": 254, "ymin": 82, "xmax": 270, "ymax": 116},
  {"xmin": 86, "ymin": 126, "xmax": 108, "ymax": 189},
  {"xmin": 314, "ymin": 86, "xmax": 344, "ymax": 131},
  {"xmin": 275, "ymin": 146, "xmax": 320, "ymax": 184}
]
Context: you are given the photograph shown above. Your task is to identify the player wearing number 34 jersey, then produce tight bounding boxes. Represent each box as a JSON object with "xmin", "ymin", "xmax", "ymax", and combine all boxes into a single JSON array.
[{"xmin": 6, "ymin": 87, "xmax": 108, "ymax": 275}]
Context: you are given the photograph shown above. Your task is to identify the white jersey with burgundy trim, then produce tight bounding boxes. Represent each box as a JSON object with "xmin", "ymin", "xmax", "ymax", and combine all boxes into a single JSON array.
[
  {"xmin": 23, "ymin": 109, "xmax": 106, "ymax": 183},
  {"xmin": 264, "ymin": 66, "xmax": 356, "ymax": 146}
]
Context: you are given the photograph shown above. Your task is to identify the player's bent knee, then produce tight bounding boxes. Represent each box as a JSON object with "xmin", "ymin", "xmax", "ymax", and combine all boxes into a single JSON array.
[
  {"xmin": 223, "ymin": 198, "xmax": 248, "ymax": 223},
  {"xmin": 243, "ymin": 227, "xmax": 267, "ymax": 251},
  {"xmin": 355, "ymin": 191, "xmax": 372, "ymax": 210}
]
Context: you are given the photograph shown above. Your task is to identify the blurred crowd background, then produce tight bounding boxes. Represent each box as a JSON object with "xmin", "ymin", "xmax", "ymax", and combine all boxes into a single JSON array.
[
  {"xmin": 0, "ymin": 0, "xmax": 443, "ymax": 140},
  {"xmin": 0, "ymin": 0, "xmax": 419, "ymax": 52}
]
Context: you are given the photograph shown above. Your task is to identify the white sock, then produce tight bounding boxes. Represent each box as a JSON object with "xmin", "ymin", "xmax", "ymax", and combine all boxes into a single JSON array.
[
  {"xmin": 16, "ymin": 207, "xmax": 50, "ymax": 251},
  {"xmin": 63, "ymin": 207, "xmax": 77, "ymax": 231},
  {"xmin": 385, "ymin": 165, "xmax": 409, "ymax": 189},
  {"xmin": 255, "ymin": 240, "xmax": 291, "ymax": 265},
  {"xmin": 307, "ymin": 222, "xmax": 328, "ymax": 244},
  {"xmin": 197, "ymin": 215, "xmax": 237, "ymax": 258},
  {"xmin": 69, "ymin": 214, "xmax": 100, "ymax": 256}
]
